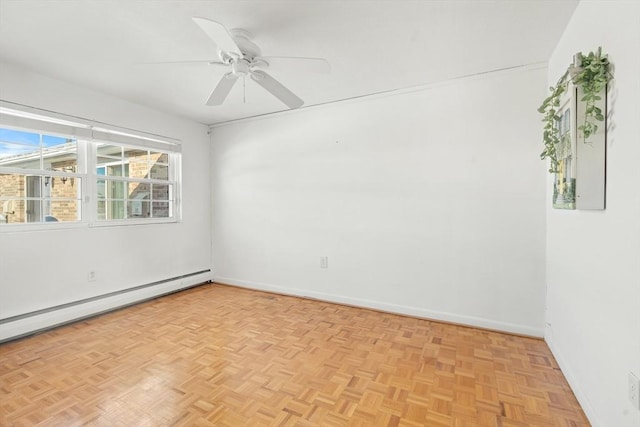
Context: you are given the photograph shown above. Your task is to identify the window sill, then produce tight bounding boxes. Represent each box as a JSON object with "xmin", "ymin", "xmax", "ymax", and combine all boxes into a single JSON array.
[
  {"xmin": 0, "ymin": 221, "xmax": 84, "ymax": 233},
  {"xmin": 88, "ymin": 217, "xmax": 178, "ymax": 228},
  {"xmin": 0, "ymin": 217, "xmax": 178, "ymax": 232}
]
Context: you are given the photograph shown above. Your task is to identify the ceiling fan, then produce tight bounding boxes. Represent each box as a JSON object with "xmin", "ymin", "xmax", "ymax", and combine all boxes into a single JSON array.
[{"xmin": 162, "ymin": 18, "xmax": 330, "ymax": 109}]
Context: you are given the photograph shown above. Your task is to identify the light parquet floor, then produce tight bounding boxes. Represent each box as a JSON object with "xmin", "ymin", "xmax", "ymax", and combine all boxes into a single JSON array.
[{"xmin": 1, "ymin": 283, "xmax": 589, "ymax": 426}]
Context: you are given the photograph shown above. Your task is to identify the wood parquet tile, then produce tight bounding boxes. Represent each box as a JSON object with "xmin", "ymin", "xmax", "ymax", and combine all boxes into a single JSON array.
[{"xmin": 0, "ymin": 283, "xmax": 590, "ymax": 426}]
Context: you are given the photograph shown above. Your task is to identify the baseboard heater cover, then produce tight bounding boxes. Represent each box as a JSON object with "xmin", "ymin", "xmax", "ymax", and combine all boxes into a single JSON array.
[{"xmin": 0, "ymin": 269, "xmax": 212, "ymax": 343}]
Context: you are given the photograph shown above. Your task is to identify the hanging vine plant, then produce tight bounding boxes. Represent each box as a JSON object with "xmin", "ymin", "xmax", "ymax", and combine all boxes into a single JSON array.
[{"xmin": 537, "ymin": 47, "xmax": 613, "ymax": 173}]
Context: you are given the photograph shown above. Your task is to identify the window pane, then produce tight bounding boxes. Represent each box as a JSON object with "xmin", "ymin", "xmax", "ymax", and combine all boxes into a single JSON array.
[
  {"xmin": 150, "ymin": 152, "xmax": 168, "ymax": 164},
  {"xmin": 106, "ymin": 200, "xmax": 125, "ymax": 220},
  {"xmin": 0, "ymin": 128, "xmax": 40, "ymax": 146},
  {"xmin": 46, "ymin": 139, "xmax": 77, "ymax": 176},
  {"xmin": 48, "ymin": 199, "xmax": 79, "ymax": 222},
  {"xmin": 0, "ymin": 142, "xmax": 41, "ymax": 169},
  {"xmin": 128, "ymin": 200, "xmax": 150, "ymax": 218},
  {"xmin": 152, "ymin": 201, "xmax": 170, "ymax": 218},
  {"xmin": 26, "ymin": 198, "xmax": 42, "ymax": 223},
  {"xmin": 104, "ymin": 180, "xmax": 125, "ymax": 199},
  {"xmin": 0, "ymin": 173, "xmax": 27, "ymax": 197},
  {"xmin": 128, "ymin": 182, "xmax": 150, "ymax": 197},
  {"xmin": 150, "ymin": 164, "xmax": 168, "ymax": 180},
  {"xmin": 50, "ymin": 177, "xmax": 80, "ymax": 199},
  {"xmin": 98, "ymin": 179, "xmax": 128, "ymax": 220},
  {"xmin": 152, "ymin": 184, "xmax": 170, "ymax": 201},
  {"xmin": 1, "ymin": 175, "xmax": 35, "ymax": 223}
]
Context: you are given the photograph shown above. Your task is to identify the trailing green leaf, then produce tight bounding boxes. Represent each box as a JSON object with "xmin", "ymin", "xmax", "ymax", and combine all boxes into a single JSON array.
[
  {"xmin": 573, "ymin": 47, "xmax": 612, "ymax": 142},
  {"xmin": 538, "ymin": 47, "xmax": 613, "ymax": 173},
  {"xmin": 538, "ymin": 70, "xmax": 569, "ymax": 173}
]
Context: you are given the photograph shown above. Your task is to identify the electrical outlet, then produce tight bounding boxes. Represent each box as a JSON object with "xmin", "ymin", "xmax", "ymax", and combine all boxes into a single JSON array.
[
  {"xmin": 320, "ymin": 256, "xmax": 328, "ymax": 269},
  {"xmin": 629, "ymin": 372, "xmax": 640, "ymax": 410},
  {"xmin": 88, "ymin": 271, "xmax": 97, "ymax": 282}
]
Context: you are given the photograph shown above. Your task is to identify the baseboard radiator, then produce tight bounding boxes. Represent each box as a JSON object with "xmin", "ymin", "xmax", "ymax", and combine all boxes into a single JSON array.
[{"xmin": 0, "ymin": 269, "xmax": 212, "ymax": 344}]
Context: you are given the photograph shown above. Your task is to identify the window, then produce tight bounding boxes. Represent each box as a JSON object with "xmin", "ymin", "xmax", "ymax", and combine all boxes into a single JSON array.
[
  {"xmin": 0, "ymin": 103, "xmax": 181, "ymax": 228},
  {"xmin": 95, "ymin": 145, "xmax": 174, "ymax": 220},
  {"xmin": 0, "ymin": 128, "xmax": 82, "ymax": 224}
]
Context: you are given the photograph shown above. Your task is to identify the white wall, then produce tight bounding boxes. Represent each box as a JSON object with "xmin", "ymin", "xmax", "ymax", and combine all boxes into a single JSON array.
[
  {"xmin": 211, "ymin": 66, "xmax": 548, "ymax": 336},
  {"xmin": 0, "ymin": 62, "xmax": 212, "ymax": 341},
  {"xmin": 545, "ymin": 2, "xmax": 640, "ymax": 427}
]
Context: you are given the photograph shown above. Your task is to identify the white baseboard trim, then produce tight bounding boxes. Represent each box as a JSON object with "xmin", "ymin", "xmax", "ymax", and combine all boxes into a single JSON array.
[
  {"xmin": 213, "ymin": 275, "xmax": 544, "ymax": 338},
  {"xmin": 0, "ymin": 270, "xmax": 213, "ymax": 343},
  {"xmin": 544, "ymin": 330, "xmax": 600, "ymax": 427}
]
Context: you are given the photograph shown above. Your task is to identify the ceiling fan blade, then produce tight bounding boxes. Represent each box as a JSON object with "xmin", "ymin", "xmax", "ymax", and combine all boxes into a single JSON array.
[
  {"xmin": 135, "ymin": 59, "xmax": 228, "ymax": 66},
  {"xmin": 192, "ymin": 17, "xmax": 242, "ymax": 56},
  {"xmin": 207, "ymin": 72, "xmax": 239, "ymax": 106},
  {"xmin": 258, "ymin": 57, "xmax": 330, "ymax": 74},
  {"xmin": 250, "ymin": 70, "xmax": 304, "ymax": 109}
]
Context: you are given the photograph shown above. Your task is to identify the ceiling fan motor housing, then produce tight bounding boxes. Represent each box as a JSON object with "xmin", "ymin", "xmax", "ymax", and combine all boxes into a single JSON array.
[
  {"xmin": 231, "ymin": 59, "xmax": 250, "ymax": 76},
  {"xmin": 217, "ymin": 28, "xmax": 262, "ymax": 74}
]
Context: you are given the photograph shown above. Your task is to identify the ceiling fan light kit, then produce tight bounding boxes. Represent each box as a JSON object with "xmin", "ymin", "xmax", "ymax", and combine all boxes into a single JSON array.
[{"xmin": 175, "ymin": 17, "xmax": 330, "ymax": 109}]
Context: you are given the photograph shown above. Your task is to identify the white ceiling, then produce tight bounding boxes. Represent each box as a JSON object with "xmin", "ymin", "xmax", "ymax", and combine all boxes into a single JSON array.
[{"xmin": 0, "ymin": 0, "xmax": 578, "ymax": 126}]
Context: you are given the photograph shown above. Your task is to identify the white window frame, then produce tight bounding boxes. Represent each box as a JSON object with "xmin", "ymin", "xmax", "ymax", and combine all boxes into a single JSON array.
[
  {"xmin": 0, "ymin": 129, "xmax": 86, "ymax": 230},
  {"xmin": 88, "ymin": 142, "xmax": 180, "ymax": 226},
  {"xmin": 0, "ymin": 102, "xmax": 182, "ymax": 230}
]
